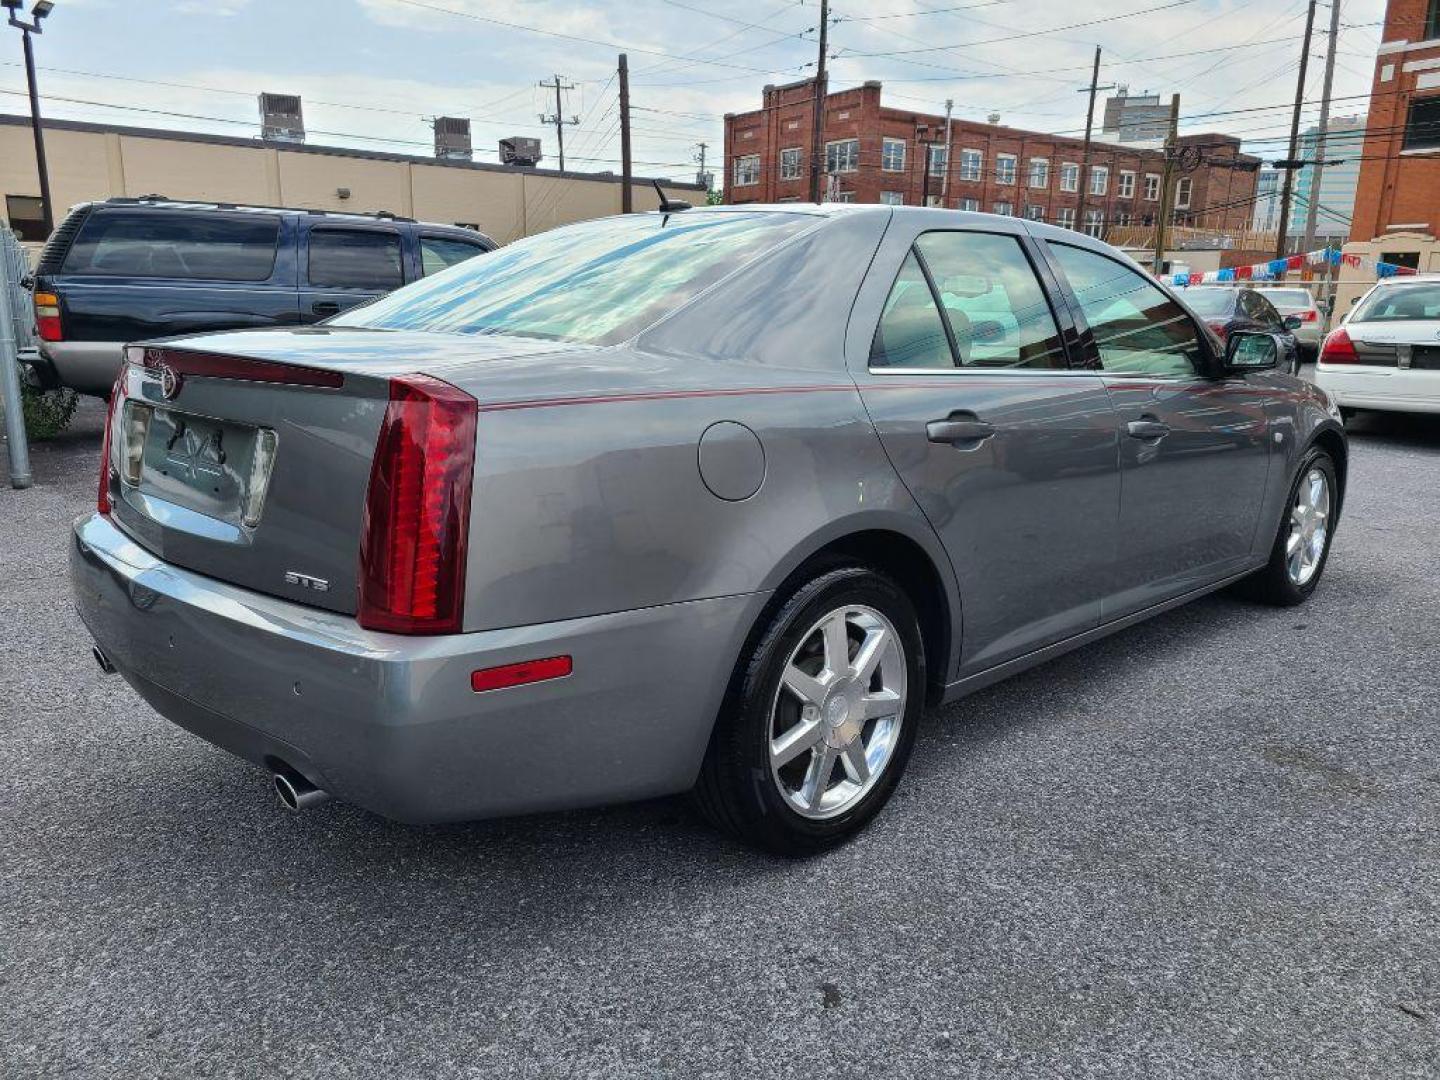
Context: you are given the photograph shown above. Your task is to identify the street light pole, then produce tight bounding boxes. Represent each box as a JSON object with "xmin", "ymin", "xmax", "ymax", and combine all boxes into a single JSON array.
[{"xmin": 5, "ymin": 2, "xmax": 56, "ymax": 238}]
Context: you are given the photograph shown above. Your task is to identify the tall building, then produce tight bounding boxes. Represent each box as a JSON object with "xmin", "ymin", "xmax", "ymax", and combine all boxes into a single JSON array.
[
  {"xmin": 1101, "ymin": 88, "xmax": 1171, "ymax": 144},
  {"xmin": 1251, "ymin": 170, "xmax": 1281, "ymax": 232},
  {"xmin": 1287, "ymin": 116, "xmax": 1364, "ymax": 243},
  {"xmin": 723, "ymin": 79, "xmax": 1259, "ymax": 236}
]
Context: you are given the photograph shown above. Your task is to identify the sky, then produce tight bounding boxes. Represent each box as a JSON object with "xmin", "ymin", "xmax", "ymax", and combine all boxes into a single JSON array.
[{"xmin": 0, "ymin": 0, "xmax": 1389, "ymax": 188}]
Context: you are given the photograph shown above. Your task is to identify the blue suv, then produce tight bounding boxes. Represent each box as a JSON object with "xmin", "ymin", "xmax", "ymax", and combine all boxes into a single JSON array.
[{"xmin": 28, "ymin": 198, "xmax": 494, "ymax": 395}]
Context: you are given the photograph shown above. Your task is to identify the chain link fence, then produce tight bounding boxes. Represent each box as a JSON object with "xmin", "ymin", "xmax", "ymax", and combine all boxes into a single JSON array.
[{"xmin": 1, "ymin": 227, "xmax": 34, "ymax": 487}]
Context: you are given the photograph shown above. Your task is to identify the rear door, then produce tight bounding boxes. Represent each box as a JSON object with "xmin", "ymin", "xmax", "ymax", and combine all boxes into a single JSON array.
[
  {"xmin": 50, "ymin": 208, "xmax": 298, "ymax": 340},
  {"xmin": 1044, "ymin": 241, "xmax": 1272, "ymax": 617},
  {"xmin": 849, "ymin": 220, "xmax": 1121, "ymax": 677},
  {"xmin": 300, "ymin": 225, "xmax": 405, "ymax": 323}
]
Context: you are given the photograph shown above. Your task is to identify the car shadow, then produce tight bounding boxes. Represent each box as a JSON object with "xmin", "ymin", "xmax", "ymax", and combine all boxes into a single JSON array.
[{"xmin": 1342, "ymin": 409, "xmax": 1440, "ymax": 450}]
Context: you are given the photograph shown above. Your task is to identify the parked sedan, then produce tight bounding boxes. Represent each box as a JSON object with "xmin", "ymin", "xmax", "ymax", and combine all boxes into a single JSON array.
[
  {"xmin": 72, "ymin": 206, "xmax": 1346, "ymax": 854},
  {"xmin": 1252, "ymin": 286, "xmax": 1325, "ymax": 357},
  {"xmin": 1179, "ymin": 286, "xmax": 1305, "ymax": 373},
  {"xmin": 1316, "ymin": 275, "xmax": 1440, "ymax": 416}
]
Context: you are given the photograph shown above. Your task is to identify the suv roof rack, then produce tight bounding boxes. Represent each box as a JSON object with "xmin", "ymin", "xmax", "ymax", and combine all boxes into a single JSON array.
[{"xmin": 98, "ymin": 195, "xmax": 418, "ymax": 224}]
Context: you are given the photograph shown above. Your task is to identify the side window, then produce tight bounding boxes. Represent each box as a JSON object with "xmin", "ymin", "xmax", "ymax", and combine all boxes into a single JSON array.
[
  {"xmin": 915, "ymin": 231, "xmax": 1067, "ymax": 369},
  {"xmin": 308, "ymin": 229, "xmax": 403, "ymax": 290},
  {"xmin": 1252, "ymin": 293, "xmax": 1284, "ymax": 330},
  {"xmin": 61, "ymin": 211, "xmax": 280, "ymax": 281},
  {"xmin": 420, "ymin": 236, "xmax": 486, "ymax": 277},
  {"xmin": 1049, "ymin": 243, "xmax": 1206, "ymax": 377},
  {"xmin": 869, "ymin": 251, "xmax": 954, "ymax": 370}
]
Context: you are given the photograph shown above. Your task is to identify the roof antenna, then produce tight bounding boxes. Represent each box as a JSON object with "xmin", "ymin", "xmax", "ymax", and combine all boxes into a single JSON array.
[{"xmin": 652, "ymin": 178, "xmax": 692, "ymax": 214}]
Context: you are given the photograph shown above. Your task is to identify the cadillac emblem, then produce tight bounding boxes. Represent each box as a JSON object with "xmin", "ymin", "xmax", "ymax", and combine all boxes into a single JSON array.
[{"xmin": 159, "ymin": 364, "xmax": 182, "ymax": 400}]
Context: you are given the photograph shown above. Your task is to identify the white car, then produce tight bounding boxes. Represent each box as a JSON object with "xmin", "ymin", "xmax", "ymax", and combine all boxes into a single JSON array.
[{"xmin": 1316, "ymin": 275, "xmax": 1440, "ymax": 416}]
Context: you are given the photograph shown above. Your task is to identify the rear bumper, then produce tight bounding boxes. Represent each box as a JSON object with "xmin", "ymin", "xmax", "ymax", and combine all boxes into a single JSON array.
[
  {"xmin": 1315, "ymin": 365, "xmax": 1440, "ymax": 414},
  {"xmin": 40, "ymin": 340, "xmax": 125, "ymax": 397},
  {"xmin": 71, "ymin": 512, "xmax": 762, "ymax": 823}
]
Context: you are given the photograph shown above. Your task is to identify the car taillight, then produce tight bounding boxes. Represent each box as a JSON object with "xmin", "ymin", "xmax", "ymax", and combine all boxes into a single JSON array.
[
  {"xmin": 1207, "ymin": 321, "xmax": 1230, "ymax": 341},
  {"xmin": 1299, "ymin": 309, "xmax": 1318, "ymax": 322},
  {"xmin": 358, "ymin": 375, "xmax": 478, "ymax": 635},
  {"xmin": 34, "ymin": 292, "xmax": 61, "ymax": 342},
  {"xmin": 97, "ymin": 366, "xmax": 127, "ymax": 514},
  {"xmin": 1319, "ymin": 326, "xmax": 1359, "ymax": 365}
]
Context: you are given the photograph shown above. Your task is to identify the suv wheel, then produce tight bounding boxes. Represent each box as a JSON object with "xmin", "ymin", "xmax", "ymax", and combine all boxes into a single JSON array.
[{"xmin": 694, "ymin": 566, "xmax": 925, "ymax": 855}]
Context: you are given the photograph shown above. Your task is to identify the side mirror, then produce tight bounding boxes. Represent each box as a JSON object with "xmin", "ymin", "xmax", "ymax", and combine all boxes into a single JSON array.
[
  {"xmin": 1225, "ymin": 331, "xmax": 1280, "ymax": 373},
  {"xmin": 18, "ymin": 274, "xmax": 33, "ymax": 291},
  {"xmin": 1283, "ymin": 314, "xmax": 1303, "ymax": 331}
]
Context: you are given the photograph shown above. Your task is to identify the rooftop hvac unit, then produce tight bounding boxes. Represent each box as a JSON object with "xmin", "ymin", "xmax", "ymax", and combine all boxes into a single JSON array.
[
  {"xmin": 259, "ymin": 93, "xmax": 305, "ymax": 144},
  {"xmin": 434, "ymin": 116, "xmax": 473, "ymax": 161},
  {"xmin": 499, "ymin": 137, "xmax": 542, "ymax": 167}
]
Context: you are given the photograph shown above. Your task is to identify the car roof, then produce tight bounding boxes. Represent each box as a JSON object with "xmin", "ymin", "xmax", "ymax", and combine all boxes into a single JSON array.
[{"xmin": 73, "ymin": 197, "xmax": 487, "ymax": 237}]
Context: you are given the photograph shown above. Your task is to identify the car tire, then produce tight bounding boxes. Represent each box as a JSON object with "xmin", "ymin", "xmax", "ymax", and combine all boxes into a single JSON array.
[
  {"xmin": 1236, "ymin": 447, "xmax": 1338, "ymax": 607},
  {"xmin": 1340, "ymin": 406, "xmax": 1357, "ymax": 422},
  {"xmin": 693, "ymin": 565, "xmax": 926, "ymax": 856}
]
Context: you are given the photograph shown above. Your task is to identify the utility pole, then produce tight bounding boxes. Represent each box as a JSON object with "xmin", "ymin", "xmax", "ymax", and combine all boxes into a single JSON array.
[
  {"xmin": 1075, "ymin": 47, "xmax": 1115, "ymax": 238},
  {"xmin": 940, "ymin": 98, "xmax": 954, "ymax": 204},
  {"xmin": 1275, "ymin": 0, "xmax": 1319, "ymax": 259},
  {"xmin": 5, "ymin": 0, "xmax": 56, "ymax": 237},
  {"xmin": 1152, "ymin": 93, "xmax": 1180, "ymax": 276},
  {"xmin": 539, "ymin": 74, "xmax": 578, "ymax": 174},
  {"xmin": 1301, "ymin": 0, "xmax": 1341, "ymax": 253},
  {"xmin": 807, "ymin": 0, "xmax": 830, "ymax": 203},
  {"xmin": 618, "ymin": 54, "xmax": 633, "ymax": 212}
]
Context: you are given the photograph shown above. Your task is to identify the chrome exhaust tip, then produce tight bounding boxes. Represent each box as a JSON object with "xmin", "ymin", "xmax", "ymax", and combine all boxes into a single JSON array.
[
  {"xmin": 92, "ymin": 645, "xmax": 116, "ymax": 675},
  {"xmin": 273, "ymin": 767, "xmax": 330, "ymax": 812}
]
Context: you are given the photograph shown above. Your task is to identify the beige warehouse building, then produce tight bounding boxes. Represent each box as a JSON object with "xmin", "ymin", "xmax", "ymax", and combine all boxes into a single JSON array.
[{"xmin": 0, "ymin": 114, "xmax": 704, "ymax": 246}]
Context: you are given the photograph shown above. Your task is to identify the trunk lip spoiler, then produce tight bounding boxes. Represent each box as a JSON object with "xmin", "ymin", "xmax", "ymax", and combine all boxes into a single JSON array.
[{"xmin": 129, "ymin": 344, "xmax": 346, "ymax": 391}]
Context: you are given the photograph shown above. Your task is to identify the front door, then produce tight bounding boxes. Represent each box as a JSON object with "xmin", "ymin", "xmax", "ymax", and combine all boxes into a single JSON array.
[
  {"xmin": 851, "ymin": 225, "xmax": 1122, "ymax": 677},
  {"xmin": 1044, "ymin": 241, "xmax": 1273, "ymax": 617}
]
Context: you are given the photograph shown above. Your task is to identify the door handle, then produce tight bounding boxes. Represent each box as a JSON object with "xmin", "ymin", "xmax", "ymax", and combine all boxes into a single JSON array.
[
  {"xmin": 1126, "ymin": 418, "xmax": 1171, "ymax": 440},
  {"xmin": 926, "ymin": 416, "xmax": 996, "ymax": 445},
  {"xmin": 312, "ymin": 301, "xmax": 341, "ymax": 317}
]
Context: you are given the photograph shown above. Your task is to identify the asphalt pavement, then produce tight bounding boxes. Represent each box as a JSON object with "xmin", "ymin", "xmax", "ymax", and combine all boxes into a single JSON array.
[{"xmin": 2, "ymin": 396, "xmax": 1437, "ymax": 1079}]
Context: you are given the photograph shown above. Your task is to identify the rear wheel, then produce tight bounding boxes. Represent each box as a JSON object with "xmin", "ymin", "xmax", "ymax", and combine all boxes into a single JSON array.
[
  {"xmin": 693, "ymin": 566, "xmax": 925, "ymax": 855},
  {"xmin": 1238, "ymin": 448, "xmax": 1337, "ymax": 606}
]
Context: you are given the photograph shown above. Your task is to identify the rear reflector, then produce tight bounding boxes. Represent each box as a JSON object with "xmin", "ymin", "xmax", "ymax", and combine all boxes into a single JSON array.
[
  {"xmin": 140, "ymin": 347, "xmax": 345, "ymax": 389},
  {"xmin": 471, "ymin": 656, "xmax": 573, "ymax": 694},
  {"xmin": 34, "ymin": 292, "xmax": 61, "ymax": 342},
  {"xmin": 1319, "ymin": 326, "xmax": 1359, "ymax": 364},
  {"xmin": 358, "ymin": 375, "xmax": 478, "ymax": 635}
]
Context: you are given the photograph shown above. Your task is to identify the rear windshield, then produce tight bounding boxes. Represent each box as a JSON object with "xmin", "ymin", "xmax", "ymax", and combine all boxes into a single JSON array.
[
  {"xmin": 1259, "ymin": 288, "xmax": 1314, "ymax": 310},
  {"xmin": 1179, "ymin": 289, "xmax": 1235, "ymax": 317},
  {"xmin": 1353, "ymin": 283, "xmax": 1440, "ymax": 322},
  {"xmin": 332, "ymin": 212, "xmax": 814, "ymax": 344},
  {"xmin": 62, "ymin": 210, "xmax": 280, "ymax": 281}
]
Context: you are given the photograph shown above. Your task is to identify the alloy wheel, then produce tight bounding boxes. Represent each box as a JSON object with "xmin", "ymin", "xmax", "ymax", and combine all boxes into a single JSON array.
[
  {"xmin": 768, "ymin": 604, "xmax": 907, "ymax": 820},
  {"xmin": 1286, "ymin": 467, "xmax": 1330, "ymax": 586}
]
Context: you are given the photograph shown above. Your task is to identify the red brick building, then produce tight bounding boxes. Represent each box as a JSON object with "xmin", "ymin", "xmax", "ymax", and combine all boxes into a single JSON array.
[
  {"xmin": 723, "ymin": 79, "xmax": 1259, "ymax": 236},
  {"xmin": 1351, "ymin": 0, "xmax": 1440, "ymax": 240}
]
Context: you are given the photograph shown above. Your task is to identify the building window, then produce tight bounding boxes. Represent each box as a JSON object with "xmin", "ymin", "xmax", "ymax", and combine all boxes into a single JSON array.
[
  {"xmin": 733, "ymin": 155, "xmax": 759, "ymax": 186},
  {"xmin": 825, "ymin": 139, "xmax": 859, "ymax": 174},
  {"xmin": 959, "ymin": 197, "xmax": 980, "ymax": 212},
  {"xmin": 996, "ymin": 154, "xmax": 1017, "ymax": 185},
  {"xmin": 833, "ymin": 191, "xmax": 855, "ymax": 203},
  {"xmin": 928, "ymin": 144, "xmax": 947, "ymax": 176},
  {"xmin": 1059, "ymin": 163, "xmax": 1079, "ymax": 192},
  {"xmin": 880, "ymin": 191, "xmax": 904, "ymax": 206},
  {"xmin": 1056, "ymin": 206, "xmax": 1077, "ymax": 230},
  {"xmin": 1428, "ymin": 0, "xmax": 1440, "ymax": 40},
  {"xmin": 1144, "ymin": 173, "xmax": 1160, "ymax": 201},
  {"xmin": 993, "ymin": 201, "xmax": 1013, "ymax": 216},
  {"xmin": 1403, "ymin": 97, "xmax": 1440, "ymax": 149},
  {"xmin": 925, "ymin": 194, "xmax": 943, "ymax": 207},
  {"xmin": 1118, "ymin": 171, "xmax": 1136, "ymax": 198},
  {"xmin": 779, "ymin": 147, "xmax": 802, "ymax": 181},
  {"xmin": 959, "ymin": 149, "xmax": 983, "ymax": 181},
  {"xmin": 881, "ymin": 137, "xmax": 907, "ymax": 172},
  {"xmin": 4, "ymin": 194, "xmax": 45, "ymax": 242},
  {"xmin": 1029, "ymin": 158, "xmax": 1049, "ymax": 188},
  {"xmin": 1114, "ymin": 210, "xmax": 1132, "ymax": 227},
  {"xmin": 1089, "ymin": 166, "xmax": 1109, "ymax": 197},
  {"xmin": 1083, "ymin": 209, "xmax": 1104, "ymax": 237},
  {"xmin": 1026, "ymin": 204, "xmax": 1045, "ymax": 222},
  {"xmin": 1175, "ymin": 176, "xmax": 1193, "ymax": 209}
]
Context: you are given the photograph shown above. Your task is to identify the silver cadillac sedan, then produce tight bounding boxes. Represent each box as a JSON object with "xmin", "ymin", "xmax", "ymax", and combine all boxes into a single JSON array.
[{"xmin": 72, "ymin": 205, "xmax": 1347, "ymax": 854}]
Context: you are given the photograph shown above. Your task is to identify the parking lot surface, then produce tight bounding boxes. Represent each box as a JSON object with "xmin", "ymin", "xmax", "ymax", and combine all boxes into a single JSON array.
[{"xmin": 3, "ymin": 399, "xmax": 1437, "ymax": 1078}]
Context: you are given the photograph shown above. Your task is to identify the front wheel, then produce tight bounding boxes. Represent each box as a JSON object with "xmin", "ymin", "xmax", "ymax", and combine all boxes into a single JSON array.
[
  {"xmin": 1237, "ymin": 448, "xmax": 1338, "ymax": 606},
  {"xmin": 693, "ymin": 566, "xmax": 925, "ymax": 855}
]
